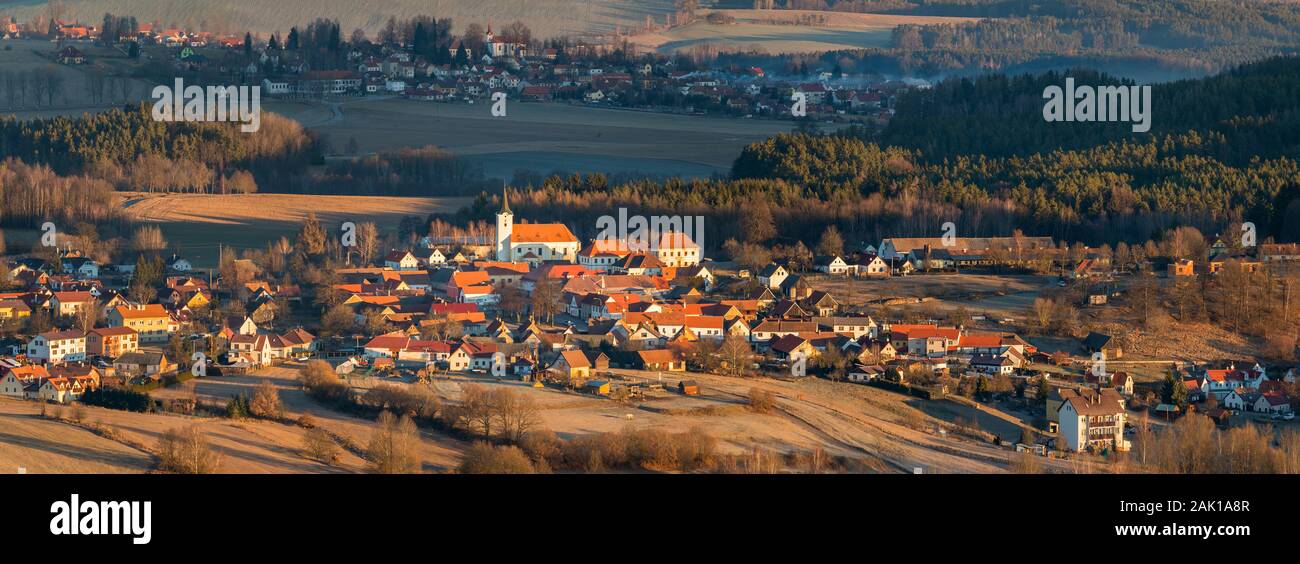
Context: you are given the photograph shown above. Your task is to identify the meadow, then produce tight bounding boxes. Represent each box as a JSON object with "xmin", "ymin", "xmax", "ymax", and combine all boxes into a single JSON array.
[
  {"xmin": 628, "ymin": 9, "xmax": 983, "ymax": 54},
  {"xmin": 3, "ymin": 0, "xmax": 675, "ymax": 39},
  {"xmin": 267, "ymin": 96, "xmax": 798, "ymax": 180}
]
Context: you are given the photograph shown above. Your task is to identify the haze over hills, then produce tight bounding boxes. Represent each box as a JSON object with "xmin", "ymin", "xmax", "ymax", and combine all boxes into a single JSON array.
[{"xmin": 3, "ymin": 0, "xmax": 677, "ymax": 38}]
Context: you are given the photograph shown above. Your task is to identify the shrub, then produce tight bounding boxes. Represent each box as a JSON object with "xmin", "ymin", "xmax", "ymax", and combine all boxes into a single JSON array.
[
  {"xmin": 250, "ymin": 381, "xmax": 284, "ymax": 419},
  {"xmin": 519, "ymin": 428, "xmax": 561, "ymax": 464},
  {"xmin": 365, "ymin": 411, "xmax": 420, "ymax": 474},
  {"xmin": 363, "ymin": 383, "xmax": 439, "ymax": 420},
  {"xmin": 82, "ymin": 387, "xmax": 152, "ymax": 412},
  {"xmin": 299, "ymin": 360, "xmax": 351, "ymax": 405},
  {"xmin": 747, "ymin": 387, "xmax": 777, "ymax": 413},
  {"xmin": 157, "ymin": 425, "xmax": 222, "ymax": 474},
  {"xmin": 301, "ymin": 427, "xmax": 340, "ymax": 465},
  {"xmin": 458, "ymin": 442, "xmax": 537, "ymax": 474},
  {"xmin": 225, "ymin": 394, "xmax": 251, "ymax": 419}
]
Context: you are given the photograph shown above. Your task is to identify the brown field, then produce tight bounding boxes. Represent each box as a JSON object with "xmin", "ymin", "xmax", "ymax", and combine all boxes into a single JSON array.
[
  {"xmin": 0, "ymin": 397, "xmax": 373, "ymax": 473},
  {"xmin": 266, "ymin": 96, "xmax": 798, "ymax": 180},
  {"xmin": 5, "ymin": 0, "xmax": 676, "ymax": 40},
  {"xmin": 3, "ymin": 359, "xmax": 1076, "ymax": 474},
  {"xmin": 0, "ymin": 400, "xmax": 152, "ymax": 473},
  {"xmin": 810, "ymin": 272, "xmax": 1054, "ymax": 317},
  {"xmin": 228, "ymin": 363, "xmax": 1069, "ymax": 473},
  {"xmin": 152, "ymin": 364, "xmax": 466, "ymax": 472},
  {"xmin": 114, "ymin": 192, "xmax": 471, "ymax": 268},
  {"xmin": 629, "ymin": 9, "xmax": 983, "ymax": 54}
]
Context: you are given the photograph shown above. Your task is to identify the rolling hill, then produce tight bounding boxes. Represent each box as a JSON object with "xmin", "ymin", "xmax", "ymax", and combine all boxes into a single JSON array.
[{"xmin": 3, "ymin": 0, "xmax": 676, "ymax": 39}]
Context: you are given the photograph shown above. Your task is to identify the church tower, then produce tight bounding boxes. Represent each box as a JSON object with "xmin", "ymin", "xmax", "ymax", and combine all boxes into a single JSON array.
[{"xmin": 495, "ymin": 185, "xmax": 513, "ymax": 261}]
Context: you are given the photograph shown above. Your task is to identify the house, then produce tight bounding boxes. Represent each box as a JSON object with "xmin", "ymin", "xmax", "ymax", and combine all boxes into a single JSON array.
[
  {"xmin": 549, "ymin": 349, "xmax": 592, "ymax": 382},
  {"xmin": 856, "ymin": 255, "xmax": 890, "ymax": 277},
  {"xmin": 384, "ymin": 251, "xmax": 420, "ymax": 270},
  {"xmin": 108, "ymin": 304, "xmax": 177, "ymax": 343},
  {"xmin": 1058, "ymin": 388, "xmax": 1128, "ymax": 452},
  {"xmin": 113, "ymin": 351, "xmax": 173, "ymax": 379},
  {"xmin": 770, "ymin": 334, "xmax": 817, "ymax": 362},
  {"xmin": 61, "ymin": 257, "xmax": 99, "ymax": 278},
  {"xmin": 847, "ymin": 363, "xmax": 886, "ymax": 383},
  {"xmin": 0, "ymin": 299, "xmax": 32, "ymax": 321},
  {"xmin": 229, "ymin": 334, "xmax": 274, "ymax": 367},
  {"xmin": 222, "ymin": 316, "xmax": 259, "ymax": 337},
  {"xmin": 814, "ymin": 255, "xmax": 850, "ymax": 275},
  {"xmin": 971, "ymin": 354, "xmax": 1015, "ymax": 375},
  {"xmin": 1, "ymin": 364, "xmax": 49, "ymax": 399},
  {"xmin": 1082, "ymin": 332, "xmax": 1122, "ymax": 360},
  {"xmin": 57, "ymin": 46, "xmax": 86, "ymax": 65},
  {"xmin": 50, "ymin": 291, "xmax": 94, "ymax": 318},
  {"xmin": 1111, "ymin": 372, "xmax": 1134, "ymax": 396},
  {"xmin": 1168, "ymin": 259, "xmax": 1195, "ymax": 277},
  {"xmin": 678, "ymin": 380, "xmax": 700, "ymax": 396},
  {"xmin": 38, "ymin": 377, "xmax": 93, "ymax": 403},
  {"xmin": 635, "ymin": 349, "xmax": 685, "ymax": 372},
  {"xmin": 27, "ymin": 330, "xmax": 87, "ymax": 364},
  {"xmin": 1254, "ymin": 393, "xmax": 1292, "ymax": 414},
  {"xmin": 650, "ymin": 230, "xmax": 702, "ymax": 268},
  {"xmin": 890, "ymin": 325, "xmax": 960, "ymax": 358},
  {"xmin": 87, "ymin": 326, "xmax": 139, "ymax": 358},
  {"xmin": 803, "ymin": 291, "xmax": 839, "ymax": 317},
  {"xmin": 757, "ymin": 264, "xmax": 789, "ymax": 290}
]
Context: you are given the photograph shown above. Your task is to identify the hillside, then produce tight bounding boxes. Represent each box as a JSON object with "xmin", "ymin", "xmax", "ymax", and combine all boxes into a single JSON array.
[{"xmin": 3, "ymin": 0, "xmax": 675, "ymax": 39}]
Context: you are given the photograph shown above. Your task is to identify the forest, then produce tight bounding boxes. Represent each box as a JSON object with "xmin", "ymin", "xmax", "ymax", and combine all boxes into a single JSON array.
[
  {"xmin": 488, "ymin": 57, "xmax": 1300, "ymax": 251},
  {"xmin": 724, "ymin": 0, "xmax": 1300, "ymax": 76},
  {"xmin": 4, "ymin": 55, "xmax": 1300, "ymax": 255},
  {"xmin": 0, "ymin": 104, "xmax": 495, "ymax": 227}
]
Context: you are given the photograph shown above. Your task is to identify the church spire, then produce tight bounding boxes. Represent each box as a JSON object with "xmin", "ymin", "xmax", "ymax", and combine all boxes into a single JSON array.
[{"xmin": 501, "ymin": 182, "xmax": 512, "ymax": 215}]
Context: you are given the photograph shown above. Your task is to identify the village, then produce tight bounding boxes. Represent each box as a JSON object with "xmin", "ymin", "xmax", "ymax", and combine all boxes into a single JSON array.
[
  {"xmin": 6, "ymin": 13, "xmax": 903, "ymax": 123},
  {"xmin": 2, "ymin": 186, "xmax": 1299, "ymax": 474}
]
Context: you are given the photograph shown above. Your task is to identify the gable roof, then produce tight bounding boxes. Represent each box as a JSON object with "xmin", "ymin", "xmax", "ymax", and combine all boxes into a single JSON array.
[{"xmin": 512, "ymin": 223, "xmax": 578, "ymax": 244}]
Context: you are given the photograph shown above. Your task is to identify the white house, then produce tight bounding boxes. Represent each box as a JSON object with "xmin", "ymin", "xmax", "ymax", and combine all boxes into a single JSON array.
[
  {"xmin": 857, "ymin": 255, "xmax": 890, "ymax": 277},
  {"xmin": 27, "ymin": 330, "xmax": 87, "ymax": 364},
  {"xmin": 384, "ymin": 251, "xmax": 420, "ymax": 270},
  {"xmin": 814, "ymin": 256, "xmax": 850, "ymax": 275},
  {"xmin": 1058, "ymin": 389, "xmax": 1128, "ymax": 453},
  {"xmin": 757, "ymin": 264, "xmax": 789, "ymax": 290}
]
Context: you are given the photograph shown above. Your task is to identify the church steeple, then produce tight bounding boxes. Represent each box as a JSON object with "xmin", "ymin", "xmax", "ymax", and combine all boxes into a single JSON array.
[{"xmin": 495, "ymin": 182, "xmax": 513, "ymax": 261}]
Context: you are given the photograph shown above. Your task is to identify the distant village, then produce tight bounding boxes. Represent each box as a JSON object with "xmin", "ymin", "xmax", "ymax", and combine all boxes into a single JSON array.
[
  {"xmin": 3, "ymin": 188, "xmax": 1299, "ymax": 460},
  {"xmin": 7, "ymin": 14, "xmax": 908, "ymax": 123}
]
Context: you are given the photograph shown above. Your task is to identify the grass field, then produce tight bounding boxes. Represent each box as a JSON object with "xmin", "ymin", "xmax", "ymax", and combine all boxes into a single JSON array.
[
  {"xmin": 267, "ymin": 96, "xmax": 798, "ymax": 180},
  {"xmin": 4, "ymin": 0, "xmax": 676, "ymax": 39},
  {"xmin": 0, "ymin": 397, "xmax": 375, "ymax": 473},
  {"xmin": 0, "ymin": 38, "xmax": 154, "ymax": 118},
  {"xmin": 0, "ymin": 401, "xmax": 153, "ymax": 473},
  {"xmin": 113, "ymin": 192, "xmax": 472, "ymax": 268},
  {"xmin": 629, "ymin": 9, "xmax": 982, "ymax": 54}
]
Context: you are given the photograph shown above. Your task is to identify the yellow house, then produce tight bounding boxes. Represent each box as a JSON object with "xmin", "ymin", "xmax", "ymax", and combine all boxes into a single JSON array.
[
  {"xmin": 182, "ymin": 290, "xmax": 211, "ymax": 310},
  {"xmin": 107, "ymin": 304, "xmax": 177, "ymax": 343},
  {"xmin": 0, "ymin": 299, "xmax": 32, "ymax": 320}
]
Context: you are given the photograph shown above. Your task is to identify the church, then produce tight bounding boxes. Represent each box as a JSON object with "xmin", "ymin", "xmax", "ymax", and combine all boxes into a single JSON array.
[{"xmin": 495, "ymin": 189, "xmax": 580, "ymax": 264}]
